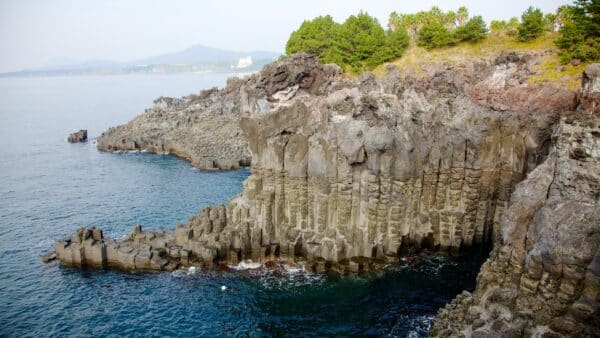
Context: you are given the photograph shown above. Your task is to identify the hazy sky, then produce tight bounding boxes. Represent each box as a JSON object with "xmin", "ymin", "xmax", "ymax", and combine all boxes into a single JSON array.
[{"xmin": 0, "ymin": 0, "xmax": 573, "ymax": 72}]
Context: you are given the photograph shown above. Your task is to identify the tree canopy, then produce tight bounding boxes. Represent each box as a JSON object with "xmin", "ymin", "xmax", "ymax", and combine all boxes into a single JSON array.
[
  {"xmin": 518, "ymin": 7, "xmax": 545, "ymax": 41},
  {"xmin": 284, "ymin": 2, "xmax": 599, "ymax": 72},
  {"xmin": 555, "ymin": 0, "xmax": 600, "ymax": 63},
  {"xmin": 412, "ymin": 8, "xmax": 488, "ymax": 49},
  {"xmin": 285, "ymin": 12, "xmax": 409, "ymax": 72}
]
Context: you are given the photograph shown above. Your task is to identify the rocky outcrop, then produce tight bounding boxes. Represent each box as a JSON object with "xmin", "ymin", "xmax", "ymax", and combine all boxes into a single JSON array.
[
  {"xmin": 96, "ymin": 90, "xmax": 250, "ymax": 170},
  {"xmin": 96, "ymin": 55, "xmax": 339, "ymax": 170},
  {"xmin": 429, "ymin": 67, "xmax": 600, "ymax": 337},
  {"xmin": 51, "ymin": 53, "xmax": 599, "ymax": 336},
  {"xmin": 581, "ymin": 64, "xmax": 600, "ymax": 114},
  {"xmin": 429, "ymin": 110, "xmax": 599, "ymax": 337},
  {"xmin": 53, "ymin": 53, "xmax": 586, "ymax": 273},
  {"xmin": 67, "ymin": 129, "xmax": 87, "ymax": 143}
]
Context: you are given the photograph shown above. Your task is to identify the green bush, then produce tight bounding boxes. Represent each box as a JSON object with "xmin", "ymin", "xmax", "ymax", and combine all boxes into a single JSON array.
[
  {"xmin": 417, "ymin": 23, "xmax": 455, "ymax": 49},
  {"xmin": 285, "ymin": 15, "xmax": 340, "ymax": 64},
  {"xmin": 285, "ymin": 12, "xmax": 409, "ymax": 72},
  {"xmin": 518, "ymin": 7, "xmax": 544, "ymax": 41},
  {"xmin": 417, "ymin": 15, "xmax": 488, "ymax": 49},
  {"xmin": 555, "ymin": 0, "xmax": 600, "ymax": 63},
  {"xmin": 454, "ymin": 16, "xmax": 488, "ymax": 42},
  {"xmin": 490, "ymin": 17, "xmax": 520, "ymax": 37}
]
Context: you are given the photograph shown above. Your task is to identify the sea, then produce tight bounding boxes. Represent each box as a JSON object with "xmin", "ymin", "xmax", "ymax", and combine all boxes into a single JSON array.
[{"xmin": 0, "ymin": 72, "xmax": 485, "ymax": 337}]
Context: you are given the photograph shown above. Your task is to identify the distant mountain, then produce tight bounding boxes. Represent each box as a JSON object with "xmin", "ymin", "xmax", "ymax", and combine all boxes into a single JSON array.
[
  {"xmin": 1, "ymin": 44, "xmax": 281, "ymax": 77},
  {"xmin": 132, "ymin": 44, "xmax": 279, "ymax": 66}
]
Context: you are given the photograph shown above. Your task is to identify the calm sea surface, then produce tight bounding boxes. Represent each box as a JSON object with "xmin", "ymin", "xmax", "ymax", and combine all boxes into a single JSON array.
[{"xmin": 0, "ymin": 73, "xmax": 484, "ymax": 337}]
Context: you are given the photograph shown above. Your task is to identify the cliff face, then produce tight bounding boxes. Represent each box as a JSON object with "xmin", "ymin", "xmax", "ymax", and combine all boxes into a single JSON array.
[
  {"xmin": 429, "ymin": 113, "xmax": 599, "ymax": 337},
  {"xmin": 221, "ymin": 53, "xmax": 575, "ymax": 268},
  {"xmin": 56, "ymin": 53, "xmax": 582, "ymax": 270},
  {"xmin": 52, "ymin": 54, "xmax": 598, "ymax": 334},
  {"xmin": 428, "ymin": 65, "xmax": 600, "ymax": 337},
  {"xmin": 97, "ymin": 89, "xmax": 250, "ymax": 170},
  {"xmin": 95, "ymin": 55, "xmax": 340, "ymax": 170}
]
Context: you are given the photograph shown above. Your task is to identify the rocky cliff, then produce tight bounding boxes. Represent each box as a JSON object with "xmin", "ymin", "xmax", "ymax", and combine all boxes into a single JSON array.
[
  {"xmin": 52, "ymin": 54, "xmax": 598, "ymax": 334},
  {"xmin": 428, "ymin": 66, "xmax": 600, "ymax": 337},
  {"xmin": 96, "ymin": 86, "xmax": 250, "ymax": 170}
]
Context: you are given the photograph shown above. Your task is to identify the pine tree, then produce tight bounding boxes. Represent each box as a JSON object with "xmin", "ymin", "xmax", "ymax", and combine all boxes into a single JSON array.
[
  {"xmin": 518, "ymin": 7, "xmax": 544, "ymax": 42},
  {"xmin": 454, "ymin": 16, "xmax": 488, "ymax": 42},
  {"xmin": 555, "ymin": 0, "xmax": 600, "ymax": 63}
]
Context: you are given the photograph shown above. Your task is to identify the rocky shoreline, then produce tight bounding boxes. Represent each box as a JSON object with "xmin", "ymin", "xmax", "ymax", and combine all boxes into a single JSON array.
[{"xmin": 49, "ymin": 53, "xmax": 599, "ymax": 336}]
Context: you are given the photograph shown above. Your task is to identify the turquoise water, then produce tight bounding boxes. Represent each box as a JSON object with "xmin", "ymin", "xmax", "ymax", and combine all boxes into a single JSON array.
[{"xmin": 0, "ymin": 74, "xmax": 484, "ymax": 337}]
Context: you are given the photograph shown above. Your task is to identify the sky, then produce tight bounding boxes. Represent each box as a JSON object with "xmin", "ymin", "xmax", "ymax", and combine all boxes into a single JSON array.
[{"xmin": 0, "ymin": 0, "xmax": 573, "ymax": 72}]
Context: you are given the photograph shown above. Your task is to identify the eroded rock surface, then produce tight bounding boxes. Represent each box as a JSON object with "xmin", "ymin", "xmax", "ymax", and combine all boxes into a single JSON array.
[
  {"xmin": 55, "ymin": 53, "xmax": 588, "ymax": 273},
  {"xmin": 96, "ymin": 54, "xmax": 339, "ymax": 170},
  {"xmin": 429, "ymin": 111, "xmax": 599, "ymax": 337},
  {"xmin": 51, "ymin": 52, "xmax": 600, "ymax": 337}
]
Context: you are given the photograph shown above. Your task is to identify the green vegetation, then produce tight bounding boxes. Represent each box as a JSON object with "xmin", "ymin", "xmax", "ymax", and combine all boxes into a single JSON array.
[
  {"xmin": 555, "ymin": 0, "xmax": 600, "ymax": 63},
  {"xmin": 285, "ymin": 15, "xmax": 339, "ymax": 64},
  {"xmin": 518, "ymin": 7, "xmax": 545, "ymax": 42},
  {"xmin": 490, "ymin": 17, "xmax": 520, "ymax": 37},
  {"xmin": 388, "ymin": 6, "xmax": 487, "ymax": 49},
  {"xmin": 284, "ymin": 1, "xmax": 598, "ymax": 74},
  {"xmin": 285, "ymin": 12, "xmax": 408, "ymax": 72}
]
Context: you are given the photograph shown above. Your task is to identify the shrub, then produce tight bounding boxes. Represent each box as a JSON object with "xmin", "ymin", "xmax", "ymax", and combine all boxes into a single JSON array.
[
  {"xmin": 285, "ymin": 12, "xmax": 409, "ymax": 72},
  {"xmin": 417, "ymin": 23, "xmax": 455, "ymax": 49},
  {"xmin": 490, "ymin": 17, "xmax": 519, "ymax": 37},
  {"xmin": 285, "ymin": 15, "xmax": 340, "ymax": 64},
  {"xmin": 555, "ymin": 0, "xmax": 600, "ymax": 63},
  {"xmin": 518, "ymin": 7, "xmax": 545, "ymax": 41},
  {"xmin": 454, "ymin": 16, "xmax": 488, "ymax": 42}
]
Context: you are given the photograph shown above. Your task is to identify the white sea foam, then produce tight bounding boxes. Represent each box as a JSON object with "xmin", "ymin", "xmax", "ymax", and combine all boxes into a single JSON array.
[
  {"xmin": 283, "ymin": 265, "xmax": 303, "ymax": 274},
  {"xmin": 171, "ymin": 270, "xmax": 185, "ymax": 278},
  {"xmin": 228, "ymin": 260, "xmax": 262, "ymax": 270},
  {"xmin": 187, "ymin": 266, "xmax": 197, "ymax": 275}
]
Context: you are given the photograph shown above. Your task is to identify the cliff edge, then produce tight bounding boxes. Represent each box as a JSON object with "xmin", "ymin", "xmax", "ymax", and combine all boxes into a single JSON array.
[
  {"xmin": 52, "ymin": 54, "xmax": 598, "ymax": 335},
  {"xmin": 429, "ymin": 65, "xmax": 599, "ymax": 337}
]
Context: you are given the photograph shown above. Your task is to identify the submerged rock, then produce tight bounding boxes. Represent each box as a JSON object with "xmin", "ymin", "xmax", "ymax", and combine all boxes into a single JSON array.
[{"xmin": 67, "ymin": 129, "xmax": 87, "ymax": 143}]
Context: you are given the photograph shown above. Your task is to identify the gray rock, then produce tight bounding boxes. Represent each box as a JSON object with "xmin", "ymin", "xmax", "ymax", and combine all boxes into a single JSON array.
[
  {"xmin": 49, "ymin": 55, "xmax": 599, "ymax": 335},
  {"xmin": 67, "ymin": 129, "xmax": 87, "ymax": 143}
]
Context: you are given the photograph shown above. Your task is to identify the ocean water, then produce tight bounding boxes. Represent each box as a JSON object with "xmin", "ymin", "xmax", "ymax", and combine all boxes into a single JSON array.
[{"xmin": 0, "ymin": 73, "xmax": 485, "ymax": 337}]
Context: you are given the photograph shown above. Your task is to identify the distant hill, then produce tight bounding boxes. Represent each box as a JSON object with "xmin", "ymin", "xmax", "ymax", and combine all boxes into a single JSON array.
[
  {"xmin": 1, "ymin": 44, "xmax": 281, "ymax": 77},
  {"xmin": 133, "ymin": 44, "xmax": 278, "ymax": 66}
]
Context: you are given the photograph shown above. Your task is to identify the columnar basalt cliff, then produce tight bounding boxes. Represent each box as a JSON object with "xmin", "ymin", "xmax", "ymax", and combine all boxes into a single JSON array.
[
  {"xmin": 52, "ymin": 55, "xmax": 598, "ymax": 333},
  {"xmin": 429, "ymin": 65, "xmax": 600, "ymax": 337}
]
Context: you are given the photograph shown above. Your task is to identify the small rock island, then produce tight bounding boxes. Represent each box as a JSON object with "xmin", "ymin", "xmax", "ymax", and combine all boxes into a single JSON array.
[{"xmin": 67, "ymin": 129, "xmax": 87, "ymax": 143}]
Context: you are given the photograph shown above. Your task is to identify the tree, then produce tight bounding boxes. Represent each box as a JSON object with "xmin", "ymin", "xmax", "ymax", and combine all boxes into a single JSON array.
[
  {"xmin": 454, "ymin": 16, "xmax": 488, "ymax": 42},
  {"xmin": 417, "ymin": 23, "xmax": 455, "ymax": 49},
  {"xmin": 543, "ymin": 13, "xmax": 558, "ymax": 31},
  {"xmin": 518, "ymin": 6, "xmax": 545, "ymax": 42},
  {"xmin": 335, "ymin": 12, "xmax": 388, "ymax": 70},
  {"xmin": 555, "ymin": 0, "xmax": 600, "ymax": 63},
  {"xmin": 371, "ymin": 28, "xmax": 410, "ymax": 66},
  {"xmin": 457, "ymin": 6, "xmax": 469, "ymax": 26},
  {"xmin": 285, "ymin": 16, "xmax": 340, "ymax": 64},
  {"xmin": 490, "ymin": 17, "xmax": 519, "ymax": 37},
  {"xmin": 286, "ymin": 12, "xmax": 410, "ymax": 72}
]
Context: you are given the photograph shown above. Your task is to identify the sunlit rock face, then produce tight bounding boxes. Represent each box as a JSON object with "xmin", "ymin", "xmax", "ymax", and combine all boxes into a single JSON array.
[
  {"xmin": 429, "ymin": 65, "xmax": 599, "ymax": 337},
  {"xmin": 52, "ymin": 54, "xmax": 598, "ymax": 336},
  {"xmin": 211, "ymin": 52, "xmax": 574, "ymax": 270},
  {"xmin": 56, "ymin": 53, "xmax": 582, "ymax": 273}
]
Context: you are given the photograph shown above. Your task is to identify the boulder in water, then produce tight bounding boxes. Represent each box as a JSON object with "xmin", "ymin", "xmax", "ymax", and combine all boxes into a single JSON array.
[{"xmin": 67, "ymin": 129, "xmax": 87, "ymax": 143}]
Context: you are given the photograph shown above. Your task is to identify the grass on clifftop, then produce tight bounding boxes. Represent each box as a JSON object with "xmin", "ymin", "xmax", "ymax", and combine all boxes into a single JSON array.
[{"xmin": 370, "ymin": 32, "xmax": 587, "ymax": 90}]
